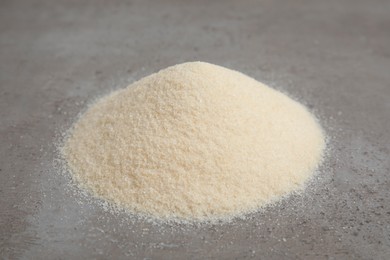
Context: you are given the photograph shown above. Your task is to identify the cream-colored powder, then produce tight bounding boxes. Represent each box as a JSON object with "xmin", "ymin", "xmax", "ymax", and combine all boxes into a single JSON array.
[{"xmin": 63, "ymin": 62, "xmax": 325, "ymax": 222}]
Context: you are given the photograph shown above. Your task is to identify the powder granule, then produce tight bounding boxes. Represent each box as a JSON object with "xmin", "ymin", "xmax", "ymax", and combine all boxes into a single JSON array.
[{"xmin": 63, "ymin": 62, "xmax": 325, "ymax": 222}]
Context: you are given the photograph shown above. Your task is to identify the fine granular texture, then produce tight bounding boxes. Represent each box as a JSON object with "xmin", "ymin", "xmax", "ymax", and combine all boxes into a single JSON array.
[{"xmin": 62, "ymin": 62, "xmax": 325, "ymax": 222}]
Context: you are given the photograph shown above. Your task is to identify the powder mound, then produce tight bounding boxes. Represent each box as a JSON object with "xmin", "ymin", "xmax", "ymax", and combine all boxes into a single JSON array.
[{"xmin": 63, "ymin": 62, "xmax": 325, "ymax": 222}]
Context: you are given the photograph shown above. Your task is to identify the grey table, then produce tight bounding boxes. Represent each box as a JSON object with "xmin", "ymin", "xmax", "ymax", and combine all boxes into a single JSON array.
[{"xmin": 1, "ymin": 0, "xmax": 389, "ymax": 259}]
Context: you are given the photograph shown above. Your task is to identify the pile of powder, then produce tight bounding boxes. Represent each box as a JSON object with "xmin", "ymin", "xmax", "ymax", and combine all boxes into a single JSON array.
[{"xmin": 63, "ymin": 62, "xmax": 325, "ymax": 222}]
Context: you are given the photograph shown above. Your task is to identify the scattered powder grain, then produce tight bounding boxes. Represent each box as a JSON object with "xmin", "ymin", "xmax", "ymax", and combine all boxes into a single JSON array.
[{"xmin": 62, "ymin": 62, "xmax": 325, "ymax": 222}]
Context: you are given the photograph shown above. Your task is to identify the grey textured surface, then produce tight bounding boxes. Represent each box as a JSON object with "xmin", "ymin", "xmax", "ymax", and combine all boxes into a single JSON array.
[{"xmin": 1, "ymin": 0, "xmax": 390, "ymax": 259}]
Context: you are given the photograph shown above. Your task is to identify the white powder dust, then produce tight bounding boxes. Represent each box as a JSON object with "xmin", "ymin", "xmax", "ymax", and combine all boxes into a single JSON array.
[{"xmin": 62, "ymin": 62, "xmax": 325, "ymax": 222}]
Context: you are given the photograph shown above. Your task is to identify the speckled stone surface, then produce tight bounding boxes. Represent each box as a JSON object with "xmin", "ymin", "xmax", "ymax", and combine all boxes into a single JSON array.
[{"xmin": 1, "ymin": 0, "xmax": 389, "ymax": 259}]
